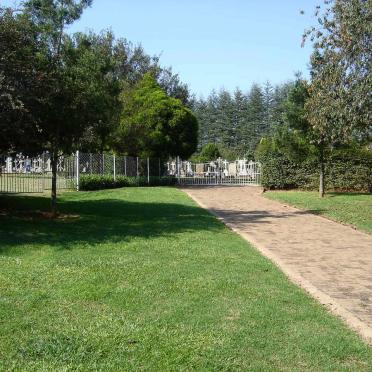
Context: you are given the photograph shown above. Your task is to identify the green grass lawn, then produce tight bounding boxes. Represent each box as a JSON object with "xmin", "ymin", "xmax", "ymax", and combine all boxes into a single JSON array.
[
  {"xmin": 264, "ymin": 191, "xmax": 372, "ymax": 234},
  {"xmin": 0, "ymin": 188, "xmax": 371, "ymax": 370}
]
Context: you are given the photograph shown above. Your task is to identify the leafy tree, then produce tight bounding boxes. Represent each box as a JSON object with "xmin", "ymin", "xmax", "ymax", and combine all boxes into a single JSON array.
[
  {"xmin": 20, "ymin": 0, "xmax": 97, "ymax": 215},
  {"xmin": 73, "ymin": 31, "xmax": 122, "ymax": 152},
  {"xmin": 199, "ymin": 143, "xmax": 221, "ymax": 162},
  {"xmin": 114, "ymin": 73, "xmax": 198, "ymax": 159},
  {"xmin": 282, "ymin": 77, "xmax": 330, "ymax": 197},
  {"xmin": 75, "ymin": 32, "xmax": 192, "ymax": 152},
  {"xmin": 303, "ymin": 0, "xmax": 372, "ymax": 144},
  {"xmin": 0, "ymin": 8, "xmax": 40, "ymax": 154},
  {"xmin": 157, "ymin": 67, "xmax": 190, "ymax": 106}
]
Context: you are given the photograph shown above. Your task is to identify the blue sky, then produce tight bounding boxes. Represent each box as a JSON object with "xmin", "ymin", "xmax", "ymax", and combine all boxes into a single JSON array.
[{"xmin": 4, "ymin": 0, "xmax": 319, "ymax": 96}]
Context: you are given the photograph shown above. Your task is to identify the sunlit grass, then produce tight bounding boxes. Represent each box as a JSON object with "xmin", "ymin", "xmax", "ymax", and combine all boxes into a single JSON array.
[
  {"xmin": 265, "ymin": 191, "xmax": 372, "ymax": 233},
  {"xmin": 0, "ymin": 188, "xmax": 371, "ymax": 370}
]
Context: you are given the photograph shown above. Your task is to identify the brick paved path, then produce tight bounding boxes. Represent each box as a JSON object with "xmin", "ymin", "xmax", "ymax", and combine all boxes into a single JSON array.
[{"xmin": 181, "ymin": 186, "xmax": 372, "ymax": 343}]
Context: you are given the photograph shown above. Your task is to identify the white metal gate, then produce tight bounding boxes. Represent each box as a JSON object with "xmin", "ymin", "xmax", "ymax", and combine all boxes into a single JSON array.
[{"xmin": 167, "ymin": 158, "xmax": 261, "ymax": 186}]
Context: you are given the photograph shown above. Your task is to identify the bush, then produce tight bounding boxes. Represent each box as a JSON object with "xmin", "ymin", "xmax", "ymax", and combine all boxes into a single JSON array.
[
  {"xmin": 256, "ymin": 142, "xmax": 372, "ymax": 192},
  {"xmin": 191, "ymin": 143, "xmax": 221, "ymax": 163},
  {"xmin": 79, "ymin": 175, "xmax": 176, "ymax": 191}
]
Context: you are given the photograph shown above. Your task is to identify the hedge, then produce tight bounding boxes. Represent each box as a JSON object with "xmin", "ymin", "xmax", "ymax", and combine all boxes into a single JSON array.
[
  {"xmin": 259, "ymin": 149, "xmax": 372, "ymax": 192},
  {"xmin": 79, "ymin": 175, "xmax": 177, "ymax": 191}
]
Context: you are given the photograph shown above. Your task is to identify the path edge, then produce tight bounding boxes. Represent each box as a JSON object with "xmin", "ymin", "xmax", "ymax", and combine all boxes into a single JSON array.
[{"xmin": 180, "ymin": 188, "xmax": 372, "ymax": 345}]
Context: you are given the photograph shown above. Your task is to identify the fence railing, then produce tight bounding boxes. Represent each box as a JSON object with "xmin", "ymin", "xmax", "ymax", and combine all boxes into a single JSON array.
[
  {"xmin": 0, "ymin": 153, "xmax": 262, "ymax": 193},
  {"xmin": 0, "ymin": 153, "xmax": 168, "ymax": 193},
  {"xmin": 0, "ymin": 153, "xmax": 76, "ymax": 193},
  {"xmin": 167, "ymin": 157, "xmax": 261, "ymax": 186}
]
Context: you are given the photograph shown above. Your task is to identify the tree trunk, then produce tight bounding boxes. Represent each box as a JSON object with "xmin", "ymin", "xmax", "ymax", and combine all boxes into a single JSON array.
[
  {"xmin": 51, "ymin": 152, "xmax": 58, "ymax": 217},
  {"xmin": 319, "ymin": 147, "xmax": 325, "ymax": 198}
]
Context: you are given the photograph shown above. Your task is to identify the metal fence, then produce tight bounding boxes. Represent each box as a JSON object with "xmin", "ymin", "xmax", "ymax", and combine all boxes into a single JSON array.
[
  {"xmin": 0, "ymin": 153, "xmax": 261, "ymax": 194},
  {"xmin": 0, "ymin": 153, "xmax": 76, "ymax": 193},
  {"xmin": 0, "ymin": 153, "xmax": 168, "ymax": 193},
  {"xmin": 168, "ymin": 158, "xmax": 261, "ymax": 186},
  {"xmin": 77, "ymin": 153, "xmax": 166, "ymax": 180}
]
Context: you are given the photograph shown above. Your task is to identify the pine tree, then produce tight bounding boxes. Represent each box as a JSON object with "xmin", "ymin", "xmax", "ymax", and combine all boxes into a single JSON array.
[
  {"xmin": 246, "ymin": 83, "xmax": 264, "ymax": 154},
  {"xmin": 191, "ymin": 81, "xmax": 295, "ymax": 158},
  {"xmin": 216, "ymin": 89, "xmax": 234, "ymax": 147},
  {"xmin": 233, "ymin": 88, "xmax": 249, "ymax": 149},
  {"xmin": 262, "ymin": 81, "xmax": 275, "ymax": 134}
]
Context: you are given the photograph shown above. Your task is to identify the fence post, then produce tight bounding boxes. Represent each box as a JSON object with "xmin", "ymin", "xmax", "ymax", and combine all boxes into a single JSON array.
[
  {"xmin": 42, "ymin": 152, "xmax": 46, "ymax": 191},
  {"xmin": 159, "ymin": 158, "xmax": 161, "ymax": 177},
  {"xmin": 136, "ymin": 157, "xmax": 139, "ymax": 177},
  {"xmin": 124, "ymin": 156, "xmax": 127, "ymax": 176},
  {"xmin": 177, "ymin": 156, "xmax": 180, "ymax": 178},
  {"xmin": 114, "ymin": 155, "xmax": 116, "ymax": 182},
  {"xmin": 147, "ymin": 157, "xmax": 150, "ymax": 185},
  {"xmin": 76, "ymin": 150, "xmax": 80, "ymax": 191}
]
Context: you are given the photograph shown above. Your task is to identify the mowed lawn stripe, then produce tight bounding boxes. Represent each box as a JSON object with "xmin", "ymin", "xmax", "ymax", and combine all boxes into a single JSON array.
[{"xmin": 0, "ymin": 188, "xmax": 371, "ymax": 371}]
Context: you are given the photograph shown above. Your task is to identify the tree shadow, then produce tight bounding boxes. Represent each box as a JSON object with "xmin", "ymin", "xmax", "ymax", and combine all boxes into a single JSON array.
[
  {"xmin": 206, "ymin": 207, "xmax": 327, "ymax": 226},
  {"xmin": 0, "ymin": 193, "xmax": 222, "ymax": 255},
  {"xmin": 0, "ymin": 192, "xmax": 331, "ymax": 256}
]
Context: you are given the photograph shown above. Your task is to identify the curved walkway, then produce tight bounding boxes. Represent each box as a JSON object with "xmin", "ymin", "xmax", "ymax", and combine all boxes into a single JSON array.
[{"xmin": 181, "ymin": 186, "xmax": 372, "ymax": 344}]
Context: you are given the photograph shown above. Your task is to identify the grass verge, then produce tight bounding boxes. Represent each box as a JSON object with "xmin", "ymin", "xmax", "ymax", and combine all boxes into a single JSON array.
[{"xmin": 264, "ymin": 191, "xmax": 372, "ymax": 234}]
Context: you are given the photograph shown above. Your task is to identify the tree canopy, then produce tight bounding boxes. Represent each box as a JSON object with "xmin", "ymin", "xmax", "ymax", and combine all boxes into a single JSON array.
[
  {"xmin": 113, "ymin": 73, "xmax": 198, "ymax": 159},
  {"xmin": 191, "ymin": 81, "xmax": 294, "ymax": 158},
  {"xmin": 304, "ymin": 0, "xmax": 372, "ymax": 145},
  {"xmin": 0, "ymin": 1, "xmax": 195, "ymax": 215}
]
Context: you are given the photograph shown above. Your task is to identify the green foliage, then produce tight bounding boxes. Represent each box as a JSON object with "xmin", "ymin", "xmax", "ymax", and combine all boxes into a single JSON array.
[
  {"xmin": 1, "ymin": 2, "xmax": 192, "ymax": 212},
  {"xmin": 192, "ymin": 143, "xmax": 221, "ymax": 162},
  {"xmin": 218, "ymin": 145, "xmax": 241, "ymax": 161},
  {"xmin": 0, "ymin": 8, "xmax": 46, "ymax": 153},
  {"xmin": 278, "ymin": 76, "xmax": 329, "ymax": 196},
  {"xmin": 256, "ymin": 140, "xmax": 372, "ymax": 192},
  {"xmin": 192, "ymin": 82, "xmax": 293, "ymax": 156},
  {"xmin": 114, "ymin": 73, "xmax": 198, "ymax": 159},
  {"xmin": 191, "ymin": 143, "xmax": 242, "ymax": 162},
  {"xmin": 79, "ymin": 174, "xmax": 176, "ymax": 190},
  {"xmin": 71, "ymin": 31, "xmax": 122, "ymax": 152},
  {"xmin": 304, "ymin": 1, "xmax": 372, "ymax": 144}
]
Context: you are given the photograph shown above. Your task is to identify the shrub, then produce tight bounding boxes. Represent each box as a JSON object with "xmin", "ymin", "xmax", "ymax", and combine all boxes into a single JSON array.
[
  {"xmin": 256, "ymin": 142, "xmax": 372, "ymax": 192},
  {"xmin": 191, "ymin": 143, "xmax": 221, "ymax": 163},
  {"xmin": 79, "ymin": 175, "xmax": 176, "ymax": 191}
]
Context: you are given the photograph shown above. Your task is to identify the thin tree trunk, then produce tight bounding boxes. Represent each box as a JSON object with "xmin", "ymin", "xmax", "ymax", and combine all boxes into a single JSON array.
[
  {"xmin": 319, "ymin": 147, "xmax": 325, "ymax": 198},
  {"xmin": 51, "ymin": 152, "xmax": 58, "ymax": 217}
]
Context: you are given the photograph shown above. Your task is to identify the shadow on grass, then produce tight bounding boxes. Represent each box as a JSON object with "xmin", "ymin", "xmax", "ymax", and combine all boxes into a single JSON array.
[
  {"xmin": 0, "ymin": 193, "xmax": 222, "ymax": 255},
  {"xmin": 0, "ymin": 192, "xmax": 339, "ymax": 255}
]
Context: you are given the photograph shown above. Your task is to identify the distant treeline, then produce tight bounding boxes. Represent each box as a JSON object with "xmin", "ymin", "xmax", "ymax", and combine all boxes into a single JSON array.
[{"xmin": 191, "ymin": 81, "xmax": 294, "ymax": 159}]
